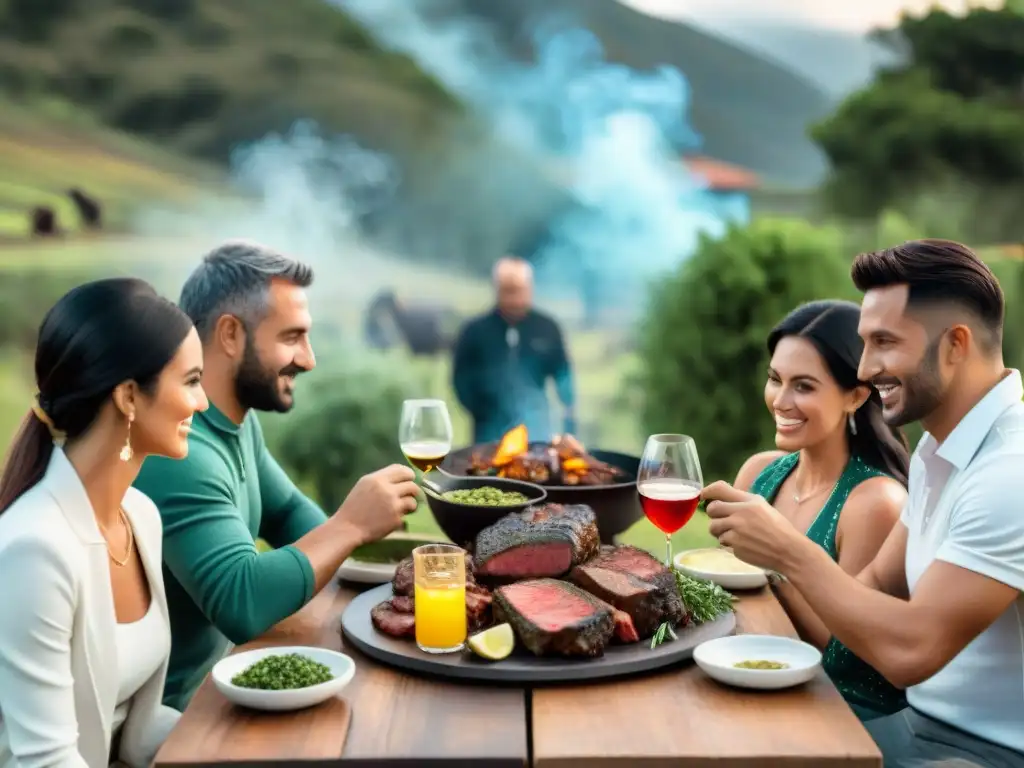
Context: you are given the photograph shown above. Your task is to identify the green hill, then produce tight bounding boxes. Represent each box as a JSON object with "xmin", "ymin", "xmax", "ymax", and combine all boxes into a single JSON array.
[
  {"xmin": 0, "ymin": 97, "xmax": 223, "ymax": 238},
  {"xmin": 421, "ymin": 0, "xmax": 835, "ymax": 186},
  {"xmin": 2, "ymin": 0, "xmax": 833, "ymax": 187},
  {"xmin": 0, "ymin": 0, "xmax": 460, "ymax": 163}
]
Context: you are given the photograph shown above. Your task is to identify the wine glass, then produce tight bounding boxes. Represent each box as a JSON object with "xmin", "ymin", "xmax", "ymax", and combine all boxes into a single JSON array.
[
  {"xmin": 399, "ymin": 399, "xmax": 454, "ymax": 492},
  {"xmin": 637, "ymin": 434, "xmax": 703, "ymax": 566}
]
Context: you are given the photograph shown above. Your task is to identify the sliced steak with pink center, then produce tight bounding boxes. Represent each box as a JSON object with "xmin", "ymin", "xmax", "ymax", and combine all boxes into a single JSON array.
[
  {"xmin": 474, "ymin": 504, "xmax": 600, "ymax": 580},
  {"xmin": 492, "ymin": 578, "xmax": 615, "ymax": 657},
  {"xmin": 569, "ymin": 545, "xmax": 688, "ymax": 638}
]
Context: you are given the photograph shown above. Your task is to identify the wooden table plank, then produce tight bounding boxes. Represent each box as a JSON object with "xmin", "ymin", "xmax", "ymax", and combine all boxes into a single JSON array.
[
  {"xmin": 155, "ymin": 582, "xmax": 528, "ymax": 768},
  {"xmin": 531, "ymin": 589, "xmax": 883, "ymax": 768}
]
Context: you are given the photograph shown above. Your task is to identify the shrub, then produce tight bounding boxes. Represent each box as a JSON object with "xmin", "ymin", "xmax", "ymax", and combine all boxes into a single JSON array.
[
  {"xmin": 636, "ymin": 217, "xmax": 854, "ymax": 484},
  {"xmin": 264, "ymin": 351, "xmax": 425, "ymax": 512}
]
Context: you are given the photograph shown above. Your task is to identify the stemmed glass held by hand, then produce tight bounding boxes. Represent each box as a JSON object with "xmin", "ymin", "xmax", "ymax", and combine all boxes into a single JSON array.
[
  {"xmin": 399, "ymin": 399, "xmax": 454, "ymax": 493},
  {"xmin": 637, "ymin": 434, "xmax": 703, "ymax": 566}
]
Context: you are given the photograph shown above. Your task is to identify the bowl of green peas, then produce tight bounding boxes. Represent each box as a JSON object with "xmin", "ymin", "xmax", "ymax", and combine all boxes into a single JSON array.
[
  {"xmin": 212, "ymin": 646, "xmax": 356, "ymax": 711},
  {"xmin": 425, "ymin": 475, "xmax": 547, "ymax": 548}
]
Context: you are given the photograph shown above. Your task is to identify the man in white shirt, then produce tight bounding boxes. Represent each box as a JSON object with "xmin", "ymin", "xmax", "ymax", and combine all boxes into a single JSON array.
[{"xmin": 703, "ymin": 239, "xmax": 1024, "ymax": 767}]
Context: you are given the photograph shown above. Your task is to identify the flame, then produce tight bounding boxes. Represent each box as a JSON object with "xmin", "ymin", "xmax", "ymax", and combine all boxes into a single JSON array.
[{"xmin": 492, "ymin": 424, "xmax": 528, "ymax": 466}]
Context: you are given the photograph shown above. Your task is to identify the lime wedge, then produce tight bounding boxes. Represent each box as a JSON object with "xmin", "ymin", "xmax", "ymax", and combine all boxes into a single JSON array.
[{"xmin": 468, "ymin": 623, "xmax": 515, "ymax": 661}]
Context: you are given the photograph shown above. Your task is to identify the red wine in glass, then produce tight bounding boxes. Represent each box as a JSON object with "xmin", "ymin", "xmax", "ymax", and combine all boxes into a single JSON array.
[{"xmin": 637, "ymin": 434, "xmax": 704, "ymax": 566}]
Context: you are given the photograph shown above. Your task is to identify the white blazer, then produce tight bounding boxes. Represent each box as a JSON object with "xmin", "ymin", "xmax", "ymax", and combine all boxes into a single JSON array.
[{"xmin": 0, "ymin": 448, "xmax": 180, "ymax": 768}]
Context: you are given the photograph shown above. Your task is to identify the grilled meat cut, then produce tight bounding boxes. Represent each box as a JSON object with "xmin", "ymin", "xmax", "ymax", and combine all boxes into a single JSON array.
[
  {"xmin": 474, "ymin": 503, "xmax": 600, "ymax": 580},
  {"xmin": 370, "ymin": 600, "xmax": 415, "ymax": 638},
  {"xmin": 492, "ymin": 578, "xmax": 615, "ymax": 657},
  {"xmin": 569, "ymin": 545, "xmax": 688, "ymax": 638}
]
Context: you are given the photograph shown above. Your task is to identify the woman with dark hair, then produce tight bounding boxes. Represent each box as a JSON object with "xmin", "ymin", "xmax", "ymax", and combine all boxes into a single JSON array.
[
  {"xmin": 731, "ymin": 299, "xmax": 910, "ymax": 722},
  {"xmin": 0, "ymin": 277, "xmax": 208, "ymax": 768}
]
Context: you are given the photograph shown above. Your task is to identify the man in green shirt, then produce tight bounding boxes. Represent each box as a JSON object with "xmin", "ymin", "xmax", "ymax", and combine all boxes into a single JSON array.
[{"xmin": 134, "ymin": 241, "xmax": 421, "ymax": 711}]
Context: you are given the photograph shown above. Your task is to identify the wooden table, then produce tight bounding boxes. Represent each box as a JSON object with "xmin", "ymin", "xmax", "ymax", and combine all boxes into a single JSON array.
[{"xmin": 155, "ymin": 583, "xmax": 881, "ymax": 768}]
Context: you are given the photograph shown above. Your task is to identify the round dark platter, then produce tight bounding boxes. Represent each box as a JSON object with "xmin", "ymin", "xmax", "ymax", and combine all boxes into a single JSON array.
[
  {"xmin": 439, "ymin": 443, "xmax": 643, "ymax": 545},
  {"xmin": 340, "ymin": 583, "xmax": 736, "ymax": 684}
]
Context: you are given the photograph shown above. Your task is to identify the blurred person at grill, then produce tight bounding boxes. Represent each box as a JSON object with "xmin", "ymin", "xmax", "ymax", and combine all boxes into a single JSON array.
[
  {"xmin": 731, "ymin": 299, "xmax": 910, "ymax": 722},
  {"xmin": 133, "ymin": 242, "xmax": 422, "ymax": 712},
  {"xmin": 452, "ymin": 256, "xmax": 576, "ymax": 444}
]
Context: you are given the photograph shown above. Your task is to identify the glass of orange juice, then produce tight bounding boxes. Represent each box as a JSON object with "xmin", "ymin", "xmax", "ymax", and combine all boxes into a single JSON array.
[{"xmin": 413, "ymin": 543, "xmax": 467, "ymax": 654}]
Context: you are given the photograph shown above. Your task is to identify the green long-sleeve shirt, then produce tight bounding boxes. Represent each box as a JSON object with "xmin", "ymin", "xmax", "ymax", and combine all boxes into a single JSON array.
[{"xmin": 133, "ymin": 401, "xmax": 328, "ymax": 711}]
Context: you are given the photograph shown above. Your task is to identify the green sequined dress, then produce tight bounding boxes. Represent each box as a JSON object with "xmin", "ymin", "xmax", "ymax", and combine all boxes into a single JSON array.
[{"xmin": 750, "ymin": 452, "xmax": 907, "ymax": 721}]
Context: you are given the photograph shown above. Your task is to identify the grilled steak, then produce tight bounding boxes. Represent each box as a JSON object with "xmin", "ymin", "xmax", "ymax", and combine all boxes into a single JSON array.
[
  {"xmin": 391, "ymin": 595, "xmax": 414, "ymax": 613},
  {"xmin": 392, "ymin": 552, "xmax": 478, "ymax": 597},
  {"xmin": 493, "ymin": 578, "xmax": 615, "ymax": 657},
  {"xmin": 371, "ymin": 600, "xmax": 415, "ymax": 638},
  {"xmin": 587, "ymin": 593, "xmax": 641, "ymax": 643},
  {"xmin": 569, "ymin": 545, "xmax": 687, "ymax": 638},
  {"xmin": 474, "ymin": 503, "xmax": 600, "ymax": 579}
]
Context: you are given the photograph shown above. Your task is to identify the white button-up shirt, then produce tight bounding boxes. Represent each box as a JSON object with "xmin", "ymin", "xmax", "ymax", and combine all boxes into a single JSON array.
[{"xmin": 903, "ymin": 368, "xmax": 1024, "ymax": 753}]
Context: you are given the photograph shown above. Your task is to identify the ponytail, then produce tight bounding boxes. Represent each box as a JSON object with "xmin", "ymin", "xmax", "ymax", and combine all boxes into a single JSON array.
[
  {"xmin": 0, "ymin": 409, "xmax": 57, "ymax": 515},
  {"xmin": 850, "ymin": 397, "xmax": 910, "ymax": 488}
]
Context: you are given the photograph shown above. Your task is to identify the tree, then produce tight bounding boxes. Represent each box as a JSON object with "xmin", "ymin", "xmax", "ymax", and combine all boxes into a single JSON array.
[
  {"xmin": 811, "ymin": 4, "xmax": 1024, "ymax": 233},
  {"xmin": 635, "ymin": 218, "xmax": 853, "ymax": 484}
]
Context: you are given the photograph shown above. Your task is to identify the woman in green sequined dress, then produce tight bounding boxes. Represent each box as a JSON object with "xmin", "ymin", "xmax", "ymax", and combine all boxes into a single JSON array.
[{"xmin": 732, "ymin": 300, "xmax": 911, "ymax": 722}]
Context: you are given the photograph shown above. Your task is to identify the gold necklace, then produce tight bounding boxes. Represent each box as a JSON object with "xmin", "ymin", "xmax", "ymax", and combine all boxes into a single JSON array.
[
  {"xmin": 792, "ymin": 478, "xmax": 838, "ymax": 504},
  {"xmin": 101, "ymin": 507, "xmax": 134, "ymax": 568}
]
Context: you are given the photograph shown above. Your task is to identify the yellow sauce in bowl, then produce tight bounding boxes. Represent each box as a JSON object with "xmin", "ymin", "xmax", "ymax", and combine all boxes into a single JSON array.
[
  {"xmin": 678, "ymin": 549, "xmax": 764, "ymax": 575},
  {"xmin": 733, "ymin": 659, "xmax": 790, "ymax": 670}
]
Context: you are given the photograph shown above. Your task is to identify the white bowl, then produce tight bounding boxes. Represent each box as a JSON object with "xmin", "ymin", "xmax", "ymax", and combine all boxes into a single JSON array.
[
  {"xmin": 674, "ymin": 548, "xmax": 769, "ymax": 590},
  {"xmin": 693, "ymin": 634, "xmax": 822, "ymax": 690},
  {"xmin": 212, "ymin": 646, "xmax": 356, "ymax": 711}
]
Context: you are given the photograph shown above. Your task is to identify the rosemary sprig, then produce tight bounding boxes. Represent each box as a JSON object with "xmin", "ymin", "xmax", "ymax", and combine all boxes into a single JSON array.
[
  {"xmin": 674, "ymin": 569, "xmax": 737, "ymax": 624},
  {"xmin": 650, "ymin": 570, "xmax": 736, "ymax": 649},
  {"xmin": 649, "ymin": 621, "xmax": 677, "ymax": 649}
]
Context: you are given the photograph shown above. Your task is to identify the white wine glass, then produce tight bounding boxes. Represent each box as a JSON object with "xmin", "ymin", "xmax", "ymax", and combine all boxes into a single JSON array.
[{"xmin": 399, "ymin": 399, "xmax": 453, "ymax": 493}]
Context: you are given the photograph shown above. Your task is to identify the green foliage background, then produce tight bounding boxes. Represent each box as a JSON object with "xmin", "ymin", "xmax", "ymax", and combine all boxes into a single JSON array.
[{"xmin": 636, "ymin": 219, "xmax": 855, "ymax": 483}]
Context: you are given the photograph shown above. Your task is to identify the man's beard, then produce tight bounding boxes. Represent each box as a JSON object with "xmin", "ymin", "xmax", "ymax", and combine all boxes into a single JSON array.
[
  {"xmin": 234, "ymin": 338, "xmax": 303, "ymax": 413},
  {"xmin": 885, "ymin": 334, "xmax": 946, "ymax": 427}
]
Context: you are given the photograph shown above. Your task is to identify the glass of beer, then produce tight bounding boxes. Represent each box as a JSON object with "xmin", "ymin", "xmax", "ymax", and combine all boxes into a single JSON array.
[
  {"xmin": 637, "ymin": 434, "xmax": 703, "ymax": 566},
  {"xmin": 412, "ymin": 543, "xmax": 467, "ymax": 653},
  {"xmin": 399, "ymin": 399, "xmax": 453, "ymax": 476}
]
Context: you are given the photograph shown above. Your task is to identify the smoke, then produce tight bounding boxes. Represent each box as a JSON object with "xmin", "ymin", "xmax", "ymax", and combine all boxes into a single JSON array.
[
  {"xmin": 135, "ymin": 120, "xmax": 420, "ymax": 336},
  {"xmin": 139, "ymin": 0, "xmax": 731, "ymax": 334},
  {"xmin": 332, "ymin": 0, "xmax": 729, "ymax": 321}
]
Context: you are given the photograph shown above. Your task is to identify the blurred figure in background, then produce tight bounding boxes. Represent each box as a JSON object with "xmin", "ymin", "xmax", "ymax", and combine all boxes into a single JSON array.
[{"xmin": 452, "ymin": 256, "xmax": 576, "ymax": 443}]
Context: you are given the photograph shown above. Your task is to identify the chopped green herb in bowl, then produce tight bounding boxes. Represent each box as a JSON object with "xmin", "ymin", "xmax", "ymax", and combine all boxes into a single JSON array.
[
  {"xmin": 230, "ymin": 652, "xmax": 335, "ymax": 690},
  {"xmin": 213, "ymin": 645, "xmax": 356, "ymax": 711}
]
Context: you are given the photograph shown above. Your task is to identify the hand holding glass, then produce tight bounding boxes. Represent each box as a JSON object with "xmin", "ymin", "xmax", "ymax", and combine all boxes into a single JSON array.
[
  {"xmin": 637, "ymin": 434, "xmax": 703, "ymax": 566},
  {"xmin": 413, "ymin": 543, "xmax": 467, "ymax": 653}
]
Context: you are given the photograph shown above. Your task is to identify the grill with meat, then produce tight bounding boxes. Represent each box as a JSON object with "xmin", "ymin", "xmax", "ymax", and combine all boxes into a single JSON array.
[{"xmin": 466, "ymin": 426, "xmax": 629, "ymax": 486}]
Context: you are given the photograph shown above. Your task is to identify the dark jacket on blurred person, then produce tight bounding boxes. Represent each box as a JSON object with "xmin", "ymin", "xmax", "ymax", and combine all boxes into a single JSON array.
[{"xmin": 452, "ymin": 307, "xmax": 575, "ymax": 444}]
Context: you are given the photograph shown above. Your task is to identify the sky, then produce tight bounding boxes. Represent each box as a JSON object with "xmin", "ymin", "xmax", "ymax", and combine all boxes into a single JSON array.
[{"xmin": 620, "ymin": 0, "xmax": 1002, "ymax": 31}]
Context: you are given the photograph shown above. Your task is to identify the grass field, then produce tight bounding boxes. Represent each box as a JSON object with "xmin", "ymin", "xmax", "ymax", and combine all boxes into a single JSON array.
[{"xmin": 0, "ymin": 99, "xmax": 224, "ymax": 239}]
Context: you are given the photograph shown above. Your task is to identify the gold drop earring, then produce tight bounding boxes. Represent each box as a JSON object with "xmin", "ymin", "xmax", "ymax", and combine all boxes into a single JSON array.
[{"xmin": 119, "ymin": 413, "xmax": 134, "ymax": 462}]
